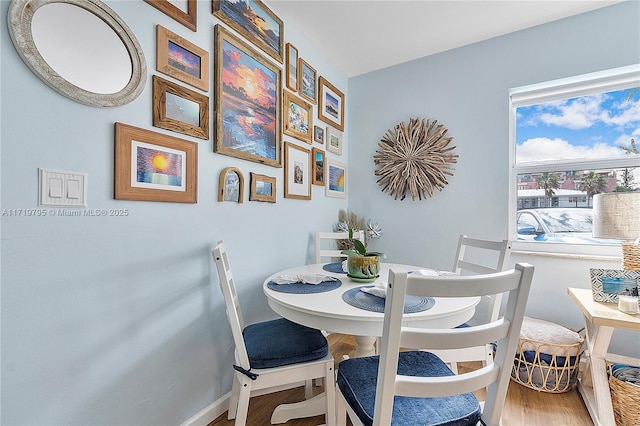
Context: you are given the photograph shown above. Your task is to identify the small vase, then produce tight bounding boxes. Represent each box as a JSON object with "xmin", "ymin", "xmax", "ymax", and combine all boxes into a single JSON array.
[{"xmin": 347, "ymin": 255, "xmax": 380, "ymax": 282}]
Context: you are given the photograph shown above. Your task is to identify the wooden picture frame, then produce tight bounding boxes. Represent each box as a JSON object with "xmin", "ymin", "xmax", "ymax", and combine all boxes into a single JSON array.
[
  {"xmin": 145, "ymin": 0, "xmax": 197, "ymax": 32},
  {"xmin": 283, "ymin": 90, "xmax": 313, "ymax": 144},
  {"xmin": 325, "ymin": 158, "xmax": 347, "ymax": 198},
  {"xmin": 218, "ymin": 167, "xmax": 244, "ymax": 203},
  {"xmin": 285, "ymin": 43, "xmax": 298, "ymax": 91},
  {"xmin": 284, "ymin": 142, "xmax": 311, "ymax": 200},
  {"xmin": 214, "ymin": 25, "xmax": 282, "ymax": 167},
  {"xmin": 312, "ymin": 147, "xmax": 325, "ymax": 186},
  {"xmin": 298, "ymin": 58, "xmax": 317, "ymax": 104},
  {"xmin": 212, "ymin": 0, "xmax": 283, "ymax": 63},
  {"xmin": 314, "ymin": 125, "xmax": 324, "ymax": 144},
  {"xmin": 153, "ymin": 76, "xmax": 209, "ymax": 140},
  {"xmin": 114, "ymin": 122, "xmax": 197, "ymax": 203},
  {"xmin": 318, "ymin": 76, "xmax": 345, "ymax": 131},
  {"xmin": 249, "ymin": 172, "xmax": 276, "ymax": 203},
  {"xmin": 326, "ymin": 126, "xmax": 343, "ymax": 155},
  {"xmin": 590, "ymin": 268, "xmax": 640, "ymax": 303},
  {"xmin": 156, "ymin": 25, "xmax": 208, "ymax": 91}
]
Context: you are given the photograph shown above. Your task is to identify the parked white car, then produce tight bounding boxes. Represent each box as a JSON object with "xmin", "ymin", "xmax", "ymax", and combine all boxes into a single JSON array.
[{"xmin": 516, "ymin": 208, "xmax": 619, "ymax": 244}]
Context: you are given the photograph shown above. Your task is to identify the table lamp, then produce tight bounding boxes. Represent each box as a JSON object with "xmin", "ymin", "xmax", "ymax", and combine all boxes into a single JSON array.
[{"xmin": 593, "ymin": 192, "xmax": 640, "ymax": 270}]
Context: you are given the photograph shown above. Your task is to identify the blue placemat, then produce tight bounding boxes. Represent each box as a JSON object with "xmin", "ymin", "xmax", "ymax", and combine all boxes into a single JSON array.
[
  {"xmin": 267, "ymin": 278, "xmax": 342, "ymax": 294},
  {"xmin": 323, "ymin": 262, "xmax": 347, "ymax": 274},
  {"xmin": 342, "ymin": 286, "xmax": 435, "ymax": 313}
]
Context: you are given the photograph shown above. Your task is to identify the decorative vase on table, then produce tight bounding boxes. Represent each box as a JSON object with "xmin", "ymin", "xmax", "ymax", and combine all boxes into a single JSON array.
[{"xmin": 346, "ymin": 254, "xmax": 380, "ymax": 283}]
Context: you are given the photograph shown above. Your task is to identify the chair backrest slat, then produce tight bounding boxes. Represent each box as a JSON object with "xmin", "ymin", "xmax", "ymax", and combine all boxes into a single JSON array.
[
  {"xmin": 400, "ymin": 319, "xmax": 511, "ymax": 350},
  {"xmin": 212, "ymin": 240, "xmax": 251, "ymax": 370},
  {"xmin": 395, "ymin": 364, "xmax": 500, "ymax": 398},
  {"xmin": 315, "ymin": 230, "xmax": 365, "ymax": 263}
]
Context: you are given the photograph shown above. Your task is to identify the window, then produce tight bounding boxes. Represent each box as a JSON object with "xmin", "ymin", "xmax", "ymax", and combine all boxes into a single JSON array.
[{"xmin": 509, "ymin": 65, "xmax": 640, "ymax": 254}]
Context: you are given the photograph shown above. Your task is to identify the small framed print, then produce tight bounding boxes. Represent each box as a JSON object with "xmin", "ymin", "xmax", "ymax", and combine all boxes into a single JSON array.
[
  {"xmin": 153, "ymin": 76, "xmax": 209, "ymax": 140},
  {"xmin": 325, "ymin": 158, "xmax": 347, "ymax": 198},
  {"xmin": 314, "ymin": 125, "xmax": 324, "ymax": 144},
  {"xmin": 285, "ymin": 43, "xmax": 298, "ymax": 91},
  {"xmin": 249, "ymin": 172, "xmax": 276, "ymax": 203},
  {"xmin": 114, "ymin": 123, "xmax": 197, "ymax": 203},
  {"xmin": 284, "ymin": 142, "xmax": 311, "ymax": 200},
  {"xmin": 590, "ymin": 268, "xmax": 640, "ymax": 303},
  {"xmin": 218, "ymin": 167, "xmax": 244, "ymax": 203},
  {"xmin": 145, "ymin": 0, "xmax": 197, "ymax": 32},
  {"xmin": 312, "ymin": 147, "xmax": 325, "ymax": 186},
  {"xmin": 156, "ymin": 25, "xmax": 208, "ymax": 91},
  {"xmin": 318, "ymin": 76, "xmax": 345, "ymax": 131},
  {"xmin": 326, "ymin": 126, "xmax": 343, "ymax": 155},
  {"xmin": 298, "ymin": 58, "xmax": 317, "ymax": 104},
  {"xmin": 284, "ymin": 91, "xmax": 313, "ymax": 144}
]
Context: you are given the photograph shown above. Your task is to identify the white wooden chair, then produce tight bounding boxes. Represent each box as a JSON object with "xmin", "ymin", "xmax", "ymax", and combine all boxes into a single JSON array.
[
  {"xmin": 315, "ymin": 230, "xmax": 365, "ymax": 264},
  {"xmin": 212, "ymin": 241, "xmax": 336, "ymax": 425},
  {"xmin": 433, "ymin": 235, "xmax": 510, "ymax": 373},
  {"xmin": 336, "ymin": 263, "xmax": 534, "ymax": 426}
]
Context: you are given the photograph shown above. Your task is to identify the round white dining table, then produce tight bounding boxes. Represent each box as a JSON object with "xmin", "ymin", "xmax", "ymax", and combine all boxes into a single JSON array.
[{"xmin": 263, "ymin": 262, "xmax": 480, "ymax": 357}]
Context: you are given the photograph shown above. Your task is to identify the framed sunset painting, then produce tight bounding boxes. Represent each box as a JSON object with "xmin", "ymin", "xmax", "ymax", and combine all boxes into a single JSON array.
[
  {"xmin": 212, "ymin": 0, "xmax": 283, "ymax": 63},
  {"xmin": 325, "ymin": 158, "xmax": 347, "ymax": 198},
  {"xmin": 214, "ymin": 25, "xmax": 282, "ymax": 167}
]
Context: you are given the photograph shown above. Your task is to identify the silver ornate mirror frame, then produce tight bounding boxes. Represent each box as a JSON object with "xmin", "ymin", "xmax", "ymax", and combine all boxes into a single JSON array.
[{"xmin": 8, "ymin": 0, "xmax": 147, "ymax": 107}]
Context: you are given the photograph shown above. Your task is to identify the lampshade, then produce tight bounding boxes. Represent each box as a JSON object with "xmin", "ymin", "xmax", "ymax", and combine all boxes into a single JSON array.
[
  {"xmin": 593, "ymin": 192, "xmax": 640, "ymax": 271},
  {"xmin": 593, "ymin": 192, "xmax": 640, "ymax": 239}
]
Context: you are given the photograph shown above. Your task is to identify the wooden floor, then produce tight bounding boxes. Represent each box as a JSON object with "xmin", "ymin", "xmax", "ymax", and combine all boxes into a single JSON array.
[{"xmin": 210, "ymin": 333, "xmax": 592, "ymax": 426}]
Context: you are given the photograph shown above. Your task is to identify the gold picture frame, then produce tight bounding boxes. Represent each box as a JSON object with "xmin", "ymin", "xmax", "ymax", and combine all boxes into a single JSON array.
[
  {"xmin": 284, "ymin": 90, "xmax": 313, "ymax": 144},
  {"xmin": 298, "ymin": 58, "xmax": 317, "ymax": 104},
  {"xmin": 153, "ymin": 76, "xmax": 209, "ymax": 140},
  {"xmin": 156, "ymin": 25, "xmax": 209, "ymax": 91},
  {"xmin": 285, "ymin": 43, "xmax": 298, "ymax": 91},
  {"xmin": 114, "ymin": 123, "xmax": 197, "ymax": 203},
  {"xmin": 214, "ymin": 25, "xmax": 282, "ymax": 167},
  {"xmin": 212, "ymin": 0, "xmax": 283, "ymax": 63},
  {"xmin": 312, "ymin": 147, "xmax": 325, "ymax": 186},
  {"xmin": 318, "ymin": 76, "xmax": 345, "ymax": 131},
  {"xmin": 284, "ymin": 142, "xmax": 311, "ymax": 200},
  {"xmin": 145, "ymin": 0, "xmax": 197, "ymax": 32},
  {"xmin": 218, "ymin": 167, "xmax": 244, "ymax": 203},
  {"xmin": 249, "ymin": 172, "xmax": 276, "ymax": 203}
]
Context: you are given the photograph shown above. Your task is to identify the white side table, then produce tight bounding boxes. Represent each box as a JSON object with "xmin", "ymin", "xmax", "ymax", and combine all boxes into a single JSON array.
[{"xmin": 567, "ymin": 287, "xmax": 640, "ymax": 426}]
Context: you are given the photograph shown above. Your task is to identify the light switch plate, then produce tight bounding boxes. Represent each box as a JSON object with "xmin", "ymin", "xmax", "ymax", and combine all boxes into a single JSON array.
[{"xmin": 39, "ymin": 168, "xmax": 87, "ymax": 207}]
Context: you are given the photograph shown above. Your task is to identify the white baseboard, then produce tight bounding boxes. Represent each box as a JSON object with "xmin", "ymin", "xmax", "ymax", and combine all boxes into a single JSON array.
[{"xmin": 181, "ymin": 392, "xmax": 231, "ymax": 426}]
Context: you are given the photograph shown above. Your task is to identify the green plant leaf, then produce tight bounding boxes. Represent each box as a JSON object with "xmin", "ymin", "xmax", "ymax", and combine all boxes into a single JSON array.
[
  {"xmin": 340, "ymin": 249, "xmax": 362, "ymax": 257},
  {"xmin": 353, "ymin": 239, "xmax": 367, "ymax": 255}
]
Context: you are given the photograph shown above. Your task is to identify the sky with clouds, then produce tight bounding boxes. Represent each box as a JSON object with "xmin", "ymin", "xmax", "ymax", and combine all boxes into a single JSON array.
[{"xmin": 516, "ymin": 88, "xmax": 640, "ymax": 164}]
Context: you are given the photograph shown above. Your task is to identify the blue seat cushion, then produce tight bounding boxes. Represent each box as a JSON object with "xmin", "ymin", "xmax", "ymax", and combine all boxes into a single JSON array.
[
  {"xmin": 243, "ymin": 318, "xmax": 328, "ymax": 369},
  {"xmin": 337, "ymin": 351, "xmax": 481, "ymax": 426}
]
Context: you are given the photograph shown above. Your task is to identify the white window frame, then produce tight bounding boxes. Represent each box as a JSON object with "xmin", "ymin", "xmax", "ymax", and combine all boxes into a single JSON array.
[{"xmin": 508, "ymin": 64, "xmax": 640, "ymax": 258}]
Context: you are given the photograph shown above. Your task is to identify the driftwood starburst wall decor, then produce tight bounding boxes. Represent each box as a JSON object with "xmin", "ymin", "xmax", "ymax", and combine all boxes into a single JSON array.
[{"xmin": 374, "ymin": 117, "xmax": 458, "ymax": 201}]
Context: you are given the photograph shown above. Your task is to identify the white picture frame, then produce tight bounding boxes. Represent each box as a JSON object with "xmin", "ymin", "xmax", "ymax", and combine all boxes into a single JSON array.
[
  {"xmin": 326, "ymin": 126, "xmax": 343, "ymax": 155},
  {"xmin": 325, "ymin": 158, "xmax": 347, "ymax": 198}
]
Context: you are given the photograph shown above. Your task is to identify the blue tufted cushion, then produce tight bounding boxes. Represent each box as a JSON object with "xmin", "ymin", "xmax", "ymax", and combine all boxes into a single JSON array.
[
  {"xmin": 243, "ymin": 318, "xmax": 328, "ymax": 369},
  {"xmin": 337, "ymin": 351, "xmax": 482, "ymax": 426}
]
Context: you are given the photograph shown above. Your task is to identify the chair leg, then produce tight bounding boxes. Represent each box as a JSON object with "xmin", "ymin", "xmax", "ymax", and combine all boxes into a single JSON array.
[
  {"xmin": 449, "ymin": 361, "xmax": 459, "ymax": 374},
  {"xmin": 304, "ymin": 379, "xmax": 313, "ymax": 399},
  {"xmin": 234, "ymin": 378, "xmax": 251, "ymax": 426},
  {"xmin": 227, "ymin": 374, "xmax": 240, "ymax": 420},
  {"xmin": 325, "ymin": 362, "xmax": 336, "ymax": 426},
  {"xmin": 336, "ymin": 387, "xmax": 347, "ymax": 426}
]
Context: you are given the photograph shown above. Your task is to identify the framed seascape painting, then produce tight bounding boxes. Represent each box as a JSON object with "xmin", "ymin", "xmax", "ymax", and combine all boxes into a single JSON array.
[
  {"xmin": 212, "ymin": 0, "xmax": 283, "ymax": 63},
  {"xmin": 590, "ymin": 268, "xmax": 640, "ymax": 303},
  {"xmin": 298, "ymin": 58, "xmax": 317, "ymax": 104},
  {"xmin": 285, "ymin": 43, "xmax": 298, "ymax": 91},
  {"xmin": 325, "ymin": 158, "xmax": 347, "ymax": 198},
  {"xmin": 152, "ymin": 76, "xmax": 209, "ymax": 140},
  {"xmin": 214, "ymin": 25, "xmax": 282, "ymax": 167},
  {"xmin": 326, "ymin": 126, "xmax": 343, "ymax": 155},
  {"xmin": 218, "ymin": 167, "xmax": 244, "ymax": 203},
  {"xmin": 249, "ymin": 172, "xmax": 276, "ymax": 203},
  {"xmin": 156, "ymin": 25, "xmax": 208, "ymax": 91},
  {"xmin": 312, "ymin": 147, "xmax": 325, "ymax": 186},
  {"xmin": 114, "ymin": 123, "xmax": 197, "ymax": 203},
  {"xmin": 283, "ymin": 90, "xmax": 313, "ymax": 144},
  {"xmin": 145, "ymin": 0, "xmax": 197, "ymax": 32},
  {"xmin": 284, "ymin": 142, "xmax": 311, "ymax": 200},
  {"xmin": 318, "ymin": 76, "xmax": 344, "ymax": 131}
]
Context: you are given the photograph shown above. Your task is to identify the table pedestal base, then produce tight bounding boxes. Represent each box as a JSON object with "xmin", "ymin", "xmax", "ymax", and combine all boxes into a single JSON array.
[
  {"xmin": 271, "ymin": 392, "xmax": 328, "ymax": 425},
  {"xmin": 354, "ymin": 335, "xmax": 377, "ymax": 357}
]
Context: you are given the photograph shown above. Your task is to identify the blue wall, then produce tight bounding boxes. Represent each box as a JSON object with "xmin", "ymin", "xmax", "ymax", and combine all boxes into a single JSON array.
[{"xmin": 1, "ymin": 0, "xmax": 347, "ymax": 423}]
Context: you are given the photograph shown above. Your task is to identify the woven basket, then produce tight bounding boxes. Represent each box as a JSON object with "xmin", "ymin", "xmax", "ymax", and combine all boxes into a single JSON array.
[
  {"xmin": 609, "ymin": 364, "xmax": 640, "ymax": 426},
  {"xmin": 510, "ymin": 334, "xmax": 584, "ymax": 393},
  {"xmin": 622, "ymin": 242, "xmax": 640, "ymax": 271}
]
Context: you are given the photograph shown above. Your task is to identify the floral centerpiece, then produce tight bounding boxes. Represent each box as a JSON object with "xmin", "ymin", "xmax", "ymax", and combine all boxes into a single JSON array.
[{"xmin": 334, "ymin": 210, "xmax": 383, "ymax": 282}]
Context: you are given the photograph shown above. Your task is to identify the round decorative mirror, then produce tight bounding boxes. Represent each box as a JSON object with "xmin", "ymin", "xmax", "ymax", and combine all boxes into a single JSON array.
[{"xmin": 8, "ymin": 0, "xmax": 147, "ymax": 107}]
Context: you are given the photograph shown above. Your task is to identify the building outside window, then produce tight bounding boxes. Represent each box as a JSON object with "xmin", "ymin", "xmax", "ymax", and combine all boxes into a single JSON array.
[{"xmin": 509, "ymin": 65, "xmax": 640, "ymax": 253}]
